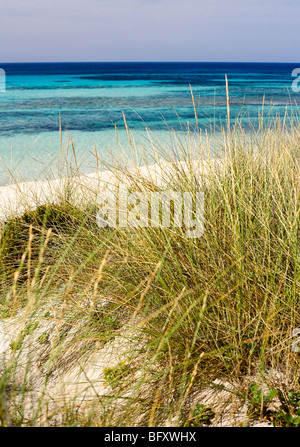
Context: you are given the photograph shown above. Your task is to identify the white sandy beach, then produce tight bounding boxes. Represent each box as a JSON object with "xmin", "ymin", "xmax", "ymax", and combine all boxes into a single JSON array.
[{"xmin": 0, "ymin": 158, "xmax": 213, "ymax": 222}]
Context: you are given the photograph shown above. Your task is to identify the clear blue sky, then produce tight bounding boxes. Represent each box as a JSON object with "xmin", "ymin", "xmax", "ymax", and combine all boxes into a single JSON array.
[{"xmin": 1, "ymin": 0, "xmax": 299, "ymax": 63}]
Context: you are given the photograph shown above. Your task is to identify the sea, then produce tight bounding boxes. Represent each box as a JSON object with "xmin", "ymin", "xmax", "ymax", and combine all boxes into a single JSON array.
[{"xmin": 0, "ymin": 62, "xmax": 298, "ymax": 185}]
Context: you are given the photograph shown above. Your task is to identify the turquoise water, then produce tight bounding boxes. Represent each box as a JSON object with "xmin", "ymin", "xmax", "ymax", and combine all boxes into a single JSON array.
[{"xmin": 0, "ymin": 62, "xmax": 298, "ymax": 184}]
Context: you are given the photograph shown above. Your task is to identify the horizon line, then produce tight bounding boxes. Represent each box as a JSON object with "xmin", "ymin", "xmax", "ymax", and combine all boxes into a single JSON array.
[{"xmin": 1, "ymin": 60, "xmax": 299, "ymax": 65}]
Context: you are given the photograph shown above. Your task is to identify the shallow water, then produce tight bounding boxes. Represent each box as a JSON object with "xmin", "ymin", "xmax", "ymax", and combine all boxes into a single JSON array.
[{"xmin": 0, "ymin": 62, "xmax": 298, "ymax": 184}]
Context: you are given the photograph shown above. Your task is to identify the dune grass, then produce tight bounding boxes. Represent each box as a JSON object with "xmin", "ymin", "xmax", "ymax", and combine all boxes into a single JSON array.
[{"xmin": 0, "ymin": 106, "xmax": 300, "ymax": 427}]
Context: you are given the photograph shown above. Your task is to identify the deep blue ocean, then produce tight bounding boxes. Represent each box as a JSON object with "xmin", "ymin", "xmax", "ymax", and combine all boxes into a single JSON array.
[{"xmin": 0, "ymin": 62, "xmax": 299, "ymax": 184}]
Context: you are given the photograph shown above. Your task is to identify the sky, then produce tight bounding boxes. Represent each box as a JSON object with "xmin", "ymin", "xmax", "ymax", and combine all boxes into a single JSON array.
[{"xmin": 0, "ymin": 0, "xmax": 299, "ymax": 63}]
